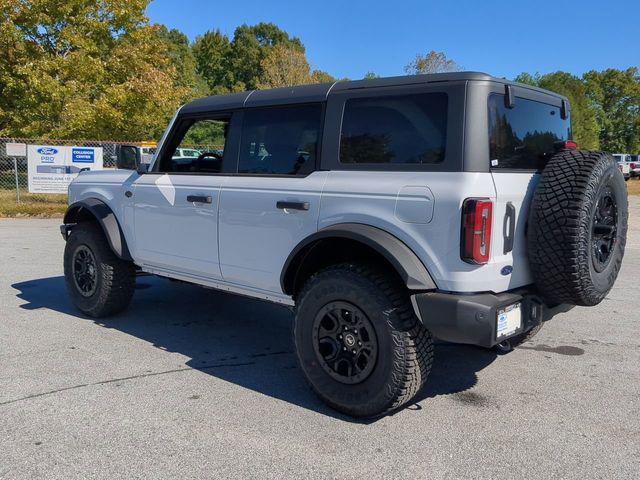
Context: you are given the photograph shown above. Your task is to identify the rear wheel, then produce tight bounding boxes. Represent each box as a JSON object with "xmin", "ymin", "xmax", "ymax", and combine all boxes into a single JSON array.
[
  {"xmin": 64, "ymin": 222, "xmax": 135, "ymax": 317},
  {"xmin": 294, "ymin": 263, "xmax": 433, "ymax": 418}
]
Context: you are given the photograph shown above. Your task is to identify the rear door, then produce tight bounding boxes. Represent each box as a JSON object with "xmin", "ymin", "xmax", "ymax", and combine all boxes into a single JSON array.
[
  {"xmin": 131, "ymin": 113, "xmax": 237, "ymax": 279},
  {"xmin": 488, "ymin": 91, "xmax": 572, "ymax": 288},
  {"xmin": 218, "ymin": 104, "xmax": 327, "ymax": 293}
]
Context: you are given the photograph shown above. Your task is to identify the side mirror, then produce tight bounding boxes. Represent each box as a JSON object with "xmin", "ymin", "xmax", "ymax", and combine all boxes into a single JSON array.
[
  {"xmin": 137, "ymin": 163, "xmax": 149, "ymax": 174},
  {"xmin": 115, "ymin": 144, "xmax": 141, "ymax": 170}
]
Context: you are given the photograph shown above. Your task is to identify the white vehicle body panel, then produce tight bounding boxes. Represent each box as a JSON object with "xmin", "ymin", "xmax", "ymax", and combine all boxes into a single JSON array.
[
  {"xmin": 319, "ymin": 170, "xmax": 533, "ymax": 293},
  {"xmin": 131, "ymin": 173, "xmax": 224, "ymax": 279},
  {"xmin": 69, "ymin": 167, "xmax": 538, "ymax": 298},
  {"xmin": 489, "ymin": 171, "xmax": 538, "ymax": 290},
  {"xmin": 218, "ymin": 171, "xmax": 328, "ymax": 293},
  {"xmin": 68, "ymin": 169, "xmax": 137, "ymax": 246}
]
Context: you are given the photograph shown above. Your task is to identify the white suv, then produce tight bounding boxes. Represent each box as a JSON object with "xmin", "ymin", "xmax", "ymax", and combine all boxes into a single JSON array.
[{"xmin": 61, "ymin": 72, "xmax": 628, "ymax": 417}]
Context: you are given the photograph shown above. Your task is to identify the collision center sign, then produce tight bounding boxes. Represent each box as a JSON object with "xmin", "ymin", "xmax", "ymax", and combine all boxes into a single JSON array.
[{"xmin": 27, "ymin": 145, "xmax": 103, "ymax": 193}]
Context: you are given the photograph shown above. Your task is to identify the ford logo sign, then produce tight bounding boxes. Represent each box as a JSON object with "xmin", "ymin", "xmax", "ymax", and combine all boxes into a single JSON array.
[{"xmin": 37, "ymin": 147, "xmax": 58, "ymax": 155}]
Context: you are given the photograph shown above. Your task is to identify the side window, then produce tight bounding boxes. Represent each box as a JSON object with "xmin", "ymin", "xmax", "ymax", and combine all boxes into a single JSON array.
[
  {"xmin": 238, "ymin": 104, "xmax": 322, "ymax": 175},
  {"xmin": 488, "ymin": 94, "xmax": 572, "ymax": 170},
  {"xmin": 159, "ymin": 117, "xmax": 229, "ymax": 173},
  {"xmin": 340, "ymin": 93, "xmax": 448, "ymax": 165}
]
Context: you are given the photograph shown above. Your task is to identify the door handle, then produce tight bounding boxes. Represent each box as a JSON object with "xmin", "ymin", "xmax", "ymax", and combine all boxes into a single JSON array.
[
  {"xmin": 503, "ymin": 202, "xmax": 516, "ymax": 254},
  {"xmin": 276, "ymin": 201, "xmax": 310, "ymax": 211},
  {"xmin": 187, "ymin": 195, "xmax": 212, "ymax": 204}
]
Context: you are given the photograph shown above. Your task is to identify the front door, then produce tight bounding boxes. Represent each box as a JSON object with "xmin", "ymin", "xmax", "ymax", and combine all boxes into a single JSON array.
[
  {"xmin": 132, "ymin": 114, "xmax": 235, "ymax": 280},
  {"xmin": 132, "ymin": 173, "xmax": 224, "ymax": 278},
  {"xmin": 218, "ymin": 103, "xmax": 326, "ymax": 293}
]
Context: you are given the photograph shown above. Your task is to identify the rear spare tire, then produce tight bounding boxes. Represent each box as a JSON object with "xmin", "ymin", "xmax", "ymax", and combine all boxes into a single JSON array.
[{"xmin": 528, "ymin": 150, "xmax": 628, "ymax": 306}]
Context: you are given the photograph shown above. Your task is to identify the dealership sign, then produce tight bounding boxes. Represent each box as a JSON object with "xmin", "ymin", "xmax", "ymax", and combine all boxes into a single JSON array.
[{"xmin": 27, "ymin": 145, "xmax": 103, "ymax": 193}]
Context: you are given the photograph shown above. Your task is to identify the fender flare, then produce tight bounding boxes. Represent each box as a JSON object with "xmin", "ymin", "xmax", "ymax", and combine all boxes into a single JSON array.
[
  {"xmin": 281, "ymin": 223, "xmax": 437, "ymax": 294},
  {"xmin": 63, "ymin": 198, "xmax": 132, "ymax": 261}
]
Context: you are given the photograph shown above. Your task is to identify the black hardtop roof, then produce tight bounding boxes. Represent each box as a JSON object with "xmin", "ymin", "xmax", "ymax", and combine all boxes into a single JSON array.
[{"xmin": 180, "ymin": 71, "xmax": 565, "ymax": 114}]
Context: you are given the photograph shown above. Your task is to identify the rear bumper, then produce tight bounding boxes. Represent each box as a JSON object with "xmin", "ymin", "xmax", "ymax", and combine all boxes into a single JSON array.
[{"xmin": 411, "ymin": 289, "xmax": 573, "ymax": 348}]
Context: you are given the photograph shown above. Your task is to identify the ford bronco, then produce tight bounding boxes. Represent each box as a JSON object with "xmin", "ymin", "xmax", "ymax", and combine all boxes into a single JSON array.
[{"xmin": 61, "ymin": 72, "xmax": 628, "ymax": 418}]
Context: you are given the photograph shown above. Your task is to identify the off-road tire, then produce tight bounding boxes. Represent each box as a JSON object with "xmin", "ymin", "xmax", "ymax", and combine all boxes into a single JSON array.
[
  {"xmin": 294, "ymin": 263, "xmax": 433, "ymax": 418},
  {"xmin": 528, "ymin": 150, "xmax": 628, "ymax": 306},
  {"xmin": 64, "ymin": 222, "xmax": 135, "ymax": 317}
]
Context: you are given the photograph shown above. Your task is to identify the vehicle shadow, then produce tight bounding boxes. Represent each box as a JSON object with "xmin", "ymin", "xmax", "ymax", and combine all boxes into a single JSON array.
[{"xmin": 11, "ymin": 276, "xmax": 498, "ymax": 422}]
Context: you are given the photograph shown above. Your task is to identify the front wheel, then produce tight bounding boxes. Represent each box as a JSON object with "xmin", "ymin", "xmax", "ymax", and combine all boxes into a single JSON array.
[
  {"xmin": 294, "ymin": 264, "xmax": 433, "ymax": 418},
  {"xmin": 64, "ymin": 222, "xmax": 135, "ymax": 317}
]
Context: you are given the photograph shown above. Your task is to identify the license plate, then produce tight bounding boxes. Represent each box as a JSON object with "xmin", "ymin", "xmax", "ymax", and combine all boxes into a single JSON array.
[{"xmin": 496, "ymin": 302, "xmax": 522, "ymax": 339}]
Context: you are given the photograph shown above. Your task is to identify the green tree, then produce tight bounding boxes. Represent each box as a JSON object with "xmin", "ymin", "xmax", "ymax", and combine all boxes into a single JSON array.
[
  {"xmin": 363, "ymin": 71, "xmax": 379, "ymax": 79},
  {"xmin": 257, "ymin": 44, "xmax": 336, "ymax": 88},
  {"xmin": 513, "ymin": 72, "xmax": 541, "ymax": 86},
  {"xmin": 311, "ymin": 69, "xmax": 336, "ymax": 84},
  {"xmin": 155, "ymin": 25, "xmax": 207, "ymax": 96},
  {"xmin": 192, "ymin": 29, "xmax": 235, "ymax": 94},
  {"xmin": 257, "ymin": 44, "xmax": 311, "ymax": 88},
  {"xmin": 193, "ymin": 23, "xmax": 306, "ymax": 93},
  {"xmin": 0, "ymin": 0, "xmax": 188, "ymax": 140},
  {"xmin": 404, "ymin": 51, "xmax": 461, "ymax": 75},
  {"xmin": 584, "ymin": 68, "xmax": 640, "ymax": 152},
  {"xmin": 228, "ymin": 23, "xmax": 304, "ymax": 91}
]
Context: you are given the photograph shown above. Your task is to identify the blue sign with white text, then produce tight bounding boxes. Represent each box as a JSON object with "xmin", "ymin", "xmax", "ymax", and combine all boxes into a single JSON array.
[{"xmin": 72, "ymin": 148, "xmax": 95, "ymax": 163}]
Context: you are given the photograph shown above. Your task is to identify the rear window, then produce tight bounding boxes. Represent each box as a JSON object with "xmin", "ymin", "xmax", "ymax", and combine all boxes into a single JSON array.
[
  {"xmin": 340, "ymin": 93, "xmax": 447, "ymax": 165},
  {"xmin": 488, "ymin": 94, "xmax": 571, "ymax": 170}
]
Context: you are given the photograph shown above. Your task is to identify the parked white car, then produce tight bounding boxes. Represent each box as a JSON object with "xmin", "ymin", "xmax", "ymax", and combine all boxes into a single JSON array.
[
  {"xmin": 613, "ymin": 154, "xmax": 631, "ymax": 180},
  {"xmin": 613, "ymin": 153, "xmax": 640, "ymax": 179},
  {"xmin": 60, "ymin": 72, "xmax": 629, "ymax": 418}
]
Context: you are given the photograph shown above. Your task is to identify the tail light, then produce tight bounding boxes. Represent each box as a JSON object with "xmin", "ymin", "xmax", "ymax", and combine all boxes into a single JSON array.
[
  {"xmin": 553, "ymin": 140, "xmax": 578, "ymax": 152},
  {"xmin": 461, "ymin": 198, "xmax": 493, "ymax": 264}
]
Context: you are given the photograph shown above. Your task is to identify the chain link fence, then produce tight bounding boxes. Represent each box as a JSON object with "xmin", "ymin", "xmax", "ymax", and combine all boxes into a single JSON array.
[{"xmin": 0, "ymin": 137, "xmax": 144, "ymax": 216}]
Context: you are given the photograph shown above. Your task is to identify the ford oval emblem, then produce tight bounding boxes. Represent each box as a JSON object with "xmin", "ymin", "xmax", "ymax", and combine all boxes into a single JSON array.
[
  {"xmin": 37, "ymin": 147, "xmax": 58, "ymax": 155},
  {"xmin": 501, "ymin": 265, "xmax": 513, "ymax": 276}
]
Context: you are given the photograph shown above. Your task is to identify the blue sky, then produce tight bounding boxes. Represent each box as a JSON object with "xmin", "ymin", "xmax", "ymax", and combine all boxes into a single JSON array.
[{"xmin": 147, "ymin": 0, "xmax": 639, "ymax": 80}]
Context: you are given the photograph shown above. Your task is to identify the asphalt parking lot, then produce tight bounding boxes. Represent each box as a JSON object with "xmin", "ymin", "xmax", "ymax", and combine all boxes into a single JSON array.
[{"xmin": 1, "ymin": 198, "xmax": 639, "ymax": 480}]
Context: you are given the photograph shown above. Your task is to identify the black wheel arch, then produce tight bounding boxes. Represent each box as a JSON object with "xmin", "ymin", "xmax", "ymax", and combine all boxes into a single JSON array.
[
  {"xmin": 63, "ymin": 198, "xmax": 132, "ymax": 261},
  {"xmin": 281, "ymin": 223, "xmax": 437, "ymax": 297}
]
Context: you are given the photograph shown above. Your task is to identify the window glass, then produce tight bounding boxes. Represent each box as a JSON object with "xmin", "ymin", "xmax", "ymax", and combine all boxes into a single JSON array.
[
  {"xmin": 161, "ymin": 118, "xmax": 229, "ymax": 173},
  {"xmin": 488, "ymin": 94, "xmax": 571, "ymax": 170},
  {"xmin": 238, "ymin": 105, "xmax": 322, "ymax": 175},
  {"xmin": 339, "ymin": 93, "xmax": 448, "ymax": 165}
]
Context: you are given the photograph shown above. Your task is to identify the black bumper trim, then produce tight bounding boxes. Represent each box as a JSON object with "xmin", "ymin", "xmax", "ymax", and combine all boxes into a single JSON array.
[{"xmin": 411, "ymin": 290, "xmax": 572, "ymax": 348}]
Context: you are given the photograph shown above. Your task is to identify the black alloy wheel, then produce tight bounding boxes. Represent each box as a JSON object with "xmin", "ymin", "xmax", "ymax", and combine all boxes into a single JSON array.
[
  {"xmin": 72, "ymin": 245, "xmax": 98, "ymax": 297},
  {"xmin": 312, "ymin": 301, "xmax": 378, "ymax": 384},
  {"xmin": 591, "ymin": 187, "xmax": 618, "ymax": 272}
]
